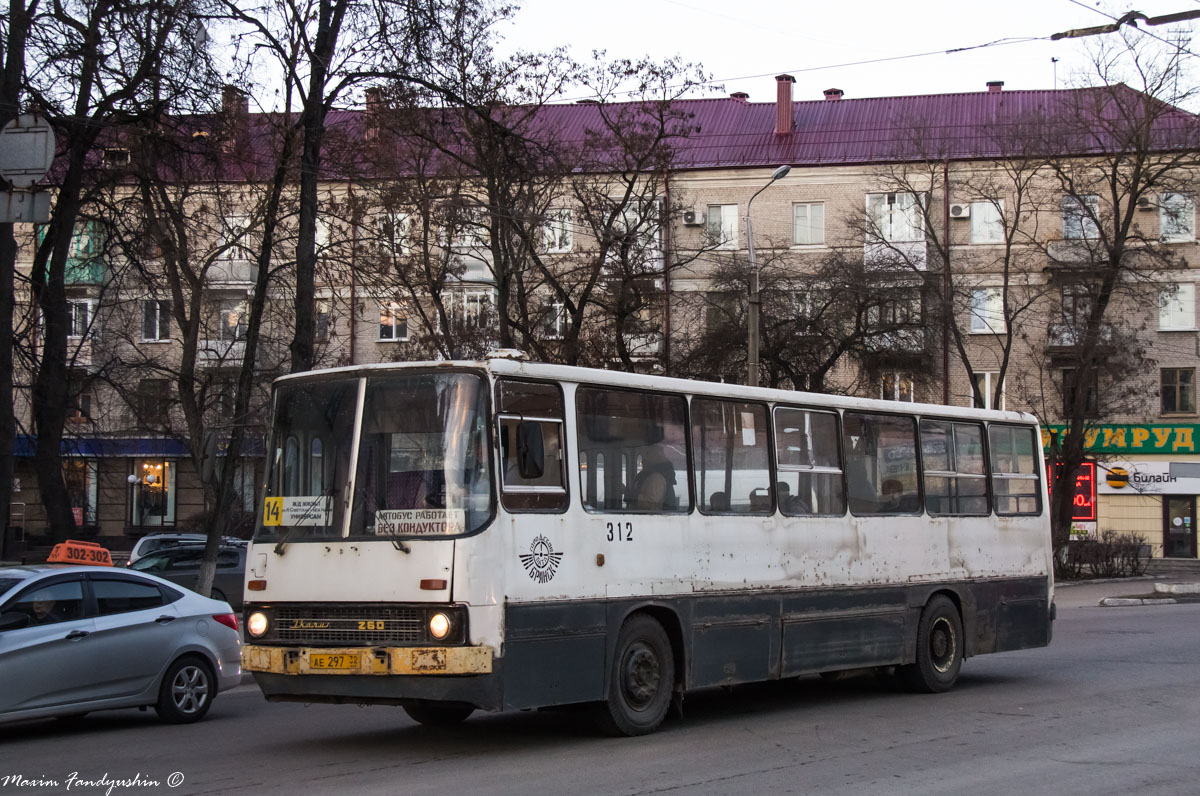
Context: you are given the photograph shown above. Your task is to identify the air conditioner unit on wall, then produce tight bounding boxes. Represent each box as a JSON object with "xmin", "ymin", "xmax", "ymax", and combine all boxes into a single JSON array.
[
  {"xmin": 949, "ymin": 203, "xmax": 971, "ymax": 219},
  {"xmin": 682, "ymin": 208, "xmax": 705, "ymax": 226}
]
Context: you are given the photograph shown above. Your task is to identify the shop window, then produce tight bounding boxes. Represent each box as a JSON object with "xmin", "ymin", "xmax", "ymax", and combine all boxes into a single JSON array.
[
  {"xmin": 131, "ymin": 459, "xmax": 176, "ymax": 527},
  {"xmin": 63, "ymin": 458, "xmax": 98, "ymax": 526}
]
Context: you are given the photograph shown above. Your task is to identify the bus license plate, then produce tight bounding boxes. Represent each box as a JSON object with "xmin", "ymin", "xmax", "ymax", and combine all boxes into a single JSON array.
[{"xmin": 309, "ymin": 653, "xmax": 361, "ymax": 670}]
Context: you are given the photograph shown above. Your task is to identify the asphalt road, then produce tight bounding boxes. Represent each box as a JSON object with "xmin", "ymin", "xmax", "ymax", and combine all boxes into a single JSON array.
[{"xmin": 2, "ymin": 586, "xmax": 1198, "ymax": 796}]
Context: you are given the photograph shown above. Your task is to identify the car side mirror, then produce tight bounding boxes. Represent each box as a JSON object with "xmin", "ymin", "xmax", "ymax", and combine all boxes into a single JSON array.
[
  {"xmin": 516, "ymin": 421, "xmax": 545, "ymax": 480},
  {"xmin": 0, "ymin": 611, "xmax": 30, "ymax": 632}
]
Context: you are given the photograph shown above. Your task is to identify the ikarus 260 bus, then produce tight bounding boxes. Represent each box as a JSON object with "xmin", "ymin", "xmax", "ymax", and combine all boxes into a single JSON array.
[{"xmin": 242, "ymin": 355, "xmax": 1054, "ymax": 735}]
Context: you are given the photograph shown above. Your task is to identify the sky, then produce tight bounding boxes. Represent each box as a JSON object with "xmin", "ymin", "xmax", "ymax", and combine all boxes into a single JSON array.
[{"xmin": 496, "ymin": 0, "xmax": 1200, "ymax": 104}]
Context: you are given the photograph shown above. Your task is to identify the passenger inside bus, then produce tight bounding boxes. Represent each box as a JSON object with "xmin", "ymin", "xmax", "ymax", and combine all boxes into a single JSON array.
[{"xmin": 628, "ymin": 445, "xmax": 678, "ymax": 511}]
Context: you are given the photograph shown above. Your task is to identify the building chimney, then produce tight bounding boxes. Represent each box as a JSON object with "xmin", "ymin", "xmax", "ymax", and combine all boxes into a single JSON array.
[
  {"xmin": 731, "ymin": 91, "xmax": 749, "ymax": 102},
  {"xmin": 775, "ymin": 74, "xmax": 795, "ymax": 134},
  {"xmin": 823, "ymin": 88, "xmax": 844, "ymax": 101},
  {"xmin": 222, "ymin": 84, "xmax": 248, "ymax": 116},
  {"xmin": 987, "ymin": 81, "xmax": 1004, "ymax": 93}
]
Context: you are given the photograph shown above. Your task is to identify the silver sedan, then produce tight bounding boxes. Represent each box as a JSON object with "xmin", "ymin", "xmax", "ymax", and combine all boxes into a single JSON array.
[{"xmin": 0, "ymin": 564, "xmax": 242, "ymax": 725}]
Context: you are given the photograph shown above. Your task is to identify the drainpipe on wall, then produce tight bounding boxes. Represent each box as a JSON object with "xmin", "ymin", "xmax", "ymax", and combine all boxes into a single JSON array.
[
  {"xmin": 347, "ymin": 181, "xmax": 357, "ymax": 367},
  {"xmin": 943, "ymin": 159, "xmax": 951, "ymax": 406},
  {"xmin": 662, "ymin": 169, "xmax": 672, "ymax": 376}
]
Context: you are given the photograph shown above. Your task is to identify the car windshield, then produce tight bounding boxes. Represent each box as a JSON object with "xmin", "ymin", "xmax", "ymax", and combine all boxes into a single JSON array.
[{"xmin": 349, "ymin": 372, "xmax": 493, "ymax": 538}]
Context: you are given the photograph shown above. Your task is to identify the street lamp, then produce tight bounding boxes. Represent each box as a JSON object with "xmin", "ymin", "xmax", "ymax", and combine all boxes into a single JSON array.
[{"xmin": 746, "ymin": 164, "xmax": 791, "ymax": 387}]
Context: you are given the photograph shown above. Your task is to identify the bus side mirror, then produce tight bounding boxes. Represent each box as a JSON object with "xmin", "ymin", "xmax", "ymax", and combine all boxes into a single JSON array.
[{"xmin": 516, "ymin": 421, "xmax": 545, "ymax": 480}]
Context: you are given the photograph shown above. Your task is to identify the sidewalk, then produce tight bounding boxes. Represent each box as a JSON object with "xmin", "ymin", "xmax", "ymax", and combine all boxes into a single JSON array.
[{"xmin": 1055, "ymin": 571, "xmax": 1200, "ymax": 608}]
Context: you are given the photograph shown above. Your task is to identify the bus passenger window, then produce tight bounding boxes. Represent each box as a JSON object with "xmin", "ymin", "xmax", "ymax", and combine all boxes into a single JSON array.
[
  {"xmin": 496, "ymin": 380, "xmax": 568, "ymax": 511},
  {"xmin": 920, "ymin": 420, "xmax": 988, "ymax": 515},
  {"xmin": 576, "ymin": 387, "xmax": 690, "ymax": 514},
  {"xmin": 774, "ymin": 408, "xmax": 844, "ymax": 516},
  {"xmin": 692, "ymin": 399, "xmax": 771, "ymax": 515},
  {"xmin": 843, "ymin": 412, "xmax": 920, "ymax": 515},
  {"xmin": 989, "ymin": 425, "xmax": 1042, "ymax": 515}
]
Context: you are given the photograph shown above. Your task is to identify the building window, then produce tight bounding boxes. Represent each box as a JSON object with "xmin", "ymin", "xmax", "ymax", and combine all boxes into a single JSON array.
[
  {"xmin": 1062, "ymin": 195, "xmax": 1100, "ymax": 240},
  {"xmin": 378, "ymin": 301, "xmax": 408, "ymax": 341},
  {"xmin": 1160, "ymin": 193, "xmax": 1195, "ymax": 243},
  {"xmin": 102, "ymin": 147, "xmax": 130, "ymax": 166},
  {"xmin": 67, "ymin": 378, "xmax": 92, "ymax": 424},
  {"xmin": 706, "ymin": 204, "xmax": 739, "ymax": 249},
  {"xmin": 542, "ymin": 209, "xmax": 573, "ymax": 253},
  {"xmin": 543, "ymin": 301, "xmax": 566, "ymax": 339},
  {"xmin": 1159, "ymin": 283, "xmax": 1196, "ymax": 330},
  {"xmin": 1061, "ymin": 368, "xmax": 1098, "ymax": 417},
  {"xmin": 131, "ymin": 459, "xmax": 176, "ymax": 527},
  {"xmin": 216, "ymin": 299, "xmax": 247, "ymax": 341},
  {"xmin": 376, "ymin": 210, "xmax": 410, "ymax": 257},
  {"xmin": 315, "ymin": 299, "xmax": 331, "ymax": 342},
  {"xmin": 880, "ymin": 372, "xmax": 914, "ymax": 402},
  {"xmin": 67, "ymin": 300, "xmax": 92, "ymax": 339},
  {"xmin": 792, "ymin": 202, "xmax": 825, "ymax": 246},
  {"xmin": 970, "ymin": 200, "xmax": 1004, "ymax": 244},
  {"xmin": 1162, "ymin": 368, "xmax": 1196, "ymax": 414},
  {"xmin": 1061, "ymin": 284, "xmax": 1093, "ymax": 326},
  {"xmin": 221, "ymin": 215, "xmax": 250, "ymax": 259},
  {"xmin": 450, "ymin": 290, "xmax": 493, "ymax": 330},
  {"xmin": 137, "ymin": 378, "xmax": 170, "ymax": 426},
  {"xmin": 868, "ymin": 292, "xmax": 921, "ymax": 327},
  {"xmin": 63, "ymin": 458, "xmax": 99, "ymax": 526},
  {"xmin": 142, "ymin": 299, "xmax": 171, "ymax": 341},
  {"xmin": 972, "ymin": 371, "xmax": 1005, "ymax": 411},
  {"xmin": 866, "ymin": 192, "xmax": 924, "ymax": 242},
  {"xmin": 449, "ymin": 206, "xmax": 489, "ymax": 250},
  {"xmin": 969, "ymin": 288, "xmax": 1005, "ymax": 334}
]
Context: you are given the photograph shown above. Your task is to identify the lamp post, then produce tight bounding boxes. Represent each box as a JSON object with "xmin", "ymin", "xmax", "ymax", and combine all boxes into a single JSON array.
[{"xmin": 746, "ymin": 164, "xmax": 791, "ymax": 387}]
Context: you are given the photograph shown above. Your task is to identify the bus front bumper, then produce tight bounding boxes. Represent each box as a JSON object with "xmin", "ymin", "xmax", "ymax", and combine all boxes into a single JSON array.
[{"xmin": 242, "ymin": 644, "xmax": 493, "ymax": 676}]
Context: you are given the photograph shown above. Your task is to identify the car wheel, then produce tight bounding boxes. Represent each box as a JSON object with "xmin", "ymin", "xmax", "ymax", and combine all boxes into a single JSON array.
[
  {"xmin": 155, "ymin": 656, "xmax": 215, "ymax": 724},
  {"xmin": 595, "ymin": 614, "xmax": 675, "ymax": 737},
  {"xmin": 402, "ymin": 700, "xmax": 475, "ymax": 726},
  {"xmin": 210, "ymin": 588, "xmax": 226, "ymax": 603},
  {"xmin": 899, "ymin": 595, "xmax": 963, "ymax": 693}
]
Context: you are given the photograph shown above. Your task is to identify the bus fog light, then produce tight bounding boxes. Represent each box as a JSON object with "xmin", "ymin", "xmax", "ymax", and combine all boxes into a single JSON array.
[
  {"xmin": 247, "ymin": 611, "xmax": 269, "ymax": 638},
  {"xmin": 429, "ymin": 612, "xmax": 451, "ymax": 640}
]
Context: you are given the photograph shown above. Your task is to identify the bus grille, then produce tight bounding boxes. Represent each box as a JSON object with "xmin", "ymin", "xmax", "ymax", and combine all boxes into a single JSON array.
[{"xmin": 270, "ymin": 605, "xmax": 427, "ymax": 645}]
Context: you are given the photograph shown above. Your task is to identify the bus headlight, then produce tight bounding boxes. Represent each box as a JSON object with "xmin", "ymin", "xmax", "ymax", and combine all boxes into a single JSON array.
[
  {"xmin": 429, "ymin": 612, "xmax": 451, "ymax": 640},
  {"xmin": 247, "ymin": 611, "xmax": 269, "ymax": 638}
]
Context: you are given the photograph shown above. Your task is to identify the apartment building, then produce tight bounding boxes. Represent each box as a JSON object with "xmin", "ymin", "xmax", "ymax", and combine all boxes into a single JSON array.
[{"xmin": 9, "ymin": 74, "xmax": 1200, "ymax": 563}]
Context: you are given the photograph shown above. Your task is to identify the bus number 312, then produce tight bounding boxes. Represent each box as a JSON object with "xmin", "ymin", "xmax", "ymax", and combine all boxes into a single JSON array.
[{"xmin": 606, "ymin": 522, "xmax": 633, "ymax": 542}]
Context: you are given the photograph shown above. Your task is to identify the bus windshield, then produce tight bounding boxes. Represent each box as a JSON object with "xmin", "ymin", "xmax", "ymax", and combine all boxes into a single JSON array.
[
  {"xmin": 348, "ymin": 372, "xmax": 493, "ymax": 539},
  {"xmin": 256, "ymin": 371, "xmax": 493, "ymax": 542},
  {"xmin": 257, "ymin": 378, "xmax": 360, "ymax": 542}
]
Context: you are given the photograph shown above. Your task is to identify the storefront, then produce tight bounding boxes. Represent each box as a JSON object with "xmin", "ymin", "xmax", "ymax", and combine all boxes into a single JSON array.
[{"xmin": 1045, "ymin": 424, "xmax": 1200, "ymax": 560}]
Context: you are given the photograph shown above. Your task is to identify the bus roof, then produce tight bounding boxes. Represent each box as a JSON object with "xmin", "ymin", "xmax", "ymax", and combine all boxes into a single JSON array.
[{"xmin": 273, "ymin": 358, "xmax": 1039, "ymax": 426}]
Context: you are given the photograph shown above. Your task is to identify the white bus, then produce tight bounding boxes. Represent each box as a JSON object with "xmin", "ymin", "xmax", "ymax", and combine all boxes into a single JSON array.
[{"xmin": 242, "ymin": 356, "xmax": 1053, "ymax": 735}]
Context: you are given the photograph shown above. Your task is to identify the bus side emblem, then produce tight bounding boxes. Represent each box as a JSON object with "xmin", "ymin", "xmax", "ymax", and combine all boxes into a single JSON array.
[{"xmin": 519, "ymin": 535, "xmax": 563, "ymax": 584}]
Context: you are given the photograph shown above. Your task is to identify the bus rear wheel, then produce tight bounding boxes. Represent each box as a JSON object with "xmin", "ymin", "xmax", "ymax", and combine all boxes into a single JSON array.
[
  {"xmin": 596, "ymin": 614, "xmax": 675, "ymax": 737},
  {"xmin": 403, "ymin": 700, "xmax": 474, "ymax": 727},
  {"xmin": 900, "ymin": 595, "xmax": 963, "ymax": 693}
]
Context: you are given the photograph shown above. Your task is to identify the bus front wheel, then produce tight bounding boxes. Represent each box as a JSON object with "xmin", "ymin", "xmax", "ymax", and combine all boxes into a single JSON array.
[
  {"xmin": 900, "ymin": 595, "xmax": 963, "ymax": 693},
  {"xmin": 403, "ymin": 700, "xmax": 475, "ymax": 727},
  {"xmin": 597, "ymin": 614, "xmax": 675, "ymax": 736}
]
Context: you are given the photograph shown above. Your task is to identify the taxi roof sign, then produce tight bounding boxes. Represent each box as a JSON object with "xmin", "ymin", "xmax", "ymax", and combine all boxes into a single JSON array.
[{"xmin": 47, "ymin": 540, "xmax": 113, "ymax": 567}]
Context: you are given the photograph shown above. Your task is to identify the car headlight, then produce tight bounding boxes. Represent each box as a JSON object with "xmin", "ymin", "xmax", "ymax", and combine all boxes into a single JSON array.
[
  {"xmin": 429, "ymin": 612, "xmax": 451, "ymax": 640},
  {"xmin": 247, "ymin": 611, "xmax": 269, "ymax": 638}
]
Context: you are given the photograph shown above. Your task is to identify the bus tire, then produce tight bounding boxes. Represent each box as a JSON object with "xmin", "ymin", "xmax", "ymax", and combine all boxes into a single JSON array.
[
  {"xmin": 403, "ymin": 700, "xmax": 474, "ymax": 727},
  {"xmin": 597, "ymin": 614, "xmax": 675, "ymax": 737},
  {"xmin": 900, "ymin": 595, "xmax": 963, "ymax": 693}
]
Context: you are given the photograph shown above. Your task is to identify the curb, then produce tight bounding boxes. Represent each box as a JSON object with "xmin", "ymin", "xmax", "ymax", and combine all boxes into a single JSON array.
[
  {"xmin": 1056, "ymin": 575, "xmax": 1156, "ymax": 588},
  {"xmin": 1099, "ymin": 596, "xmax": 1178, "ymax": 606}
]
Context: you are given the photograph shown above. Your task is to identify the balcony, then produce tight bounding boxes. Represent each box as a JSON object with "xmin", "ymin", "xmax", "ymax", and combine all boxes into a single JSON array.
[
  {"xmin": 622, "ymin": 332, "xmax": 663, "ymax": 360},
  {"xmin": 1046, "ymin": 322, "xmax": 1115, "ymax": 352},
  {"xmin": 198, "ymin": 338, "xmax": 246, "ymax": 365},
  {"xmin": 65, "ymin": 258, "xmax": 107, "ymax": 286},
  {"xmin": 864, "ymin": 239, "xmax": 926, "ymax": 271},
  {"xmin": 207, "ymin": 259, "xmax": 258, "ymax": 285}
]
